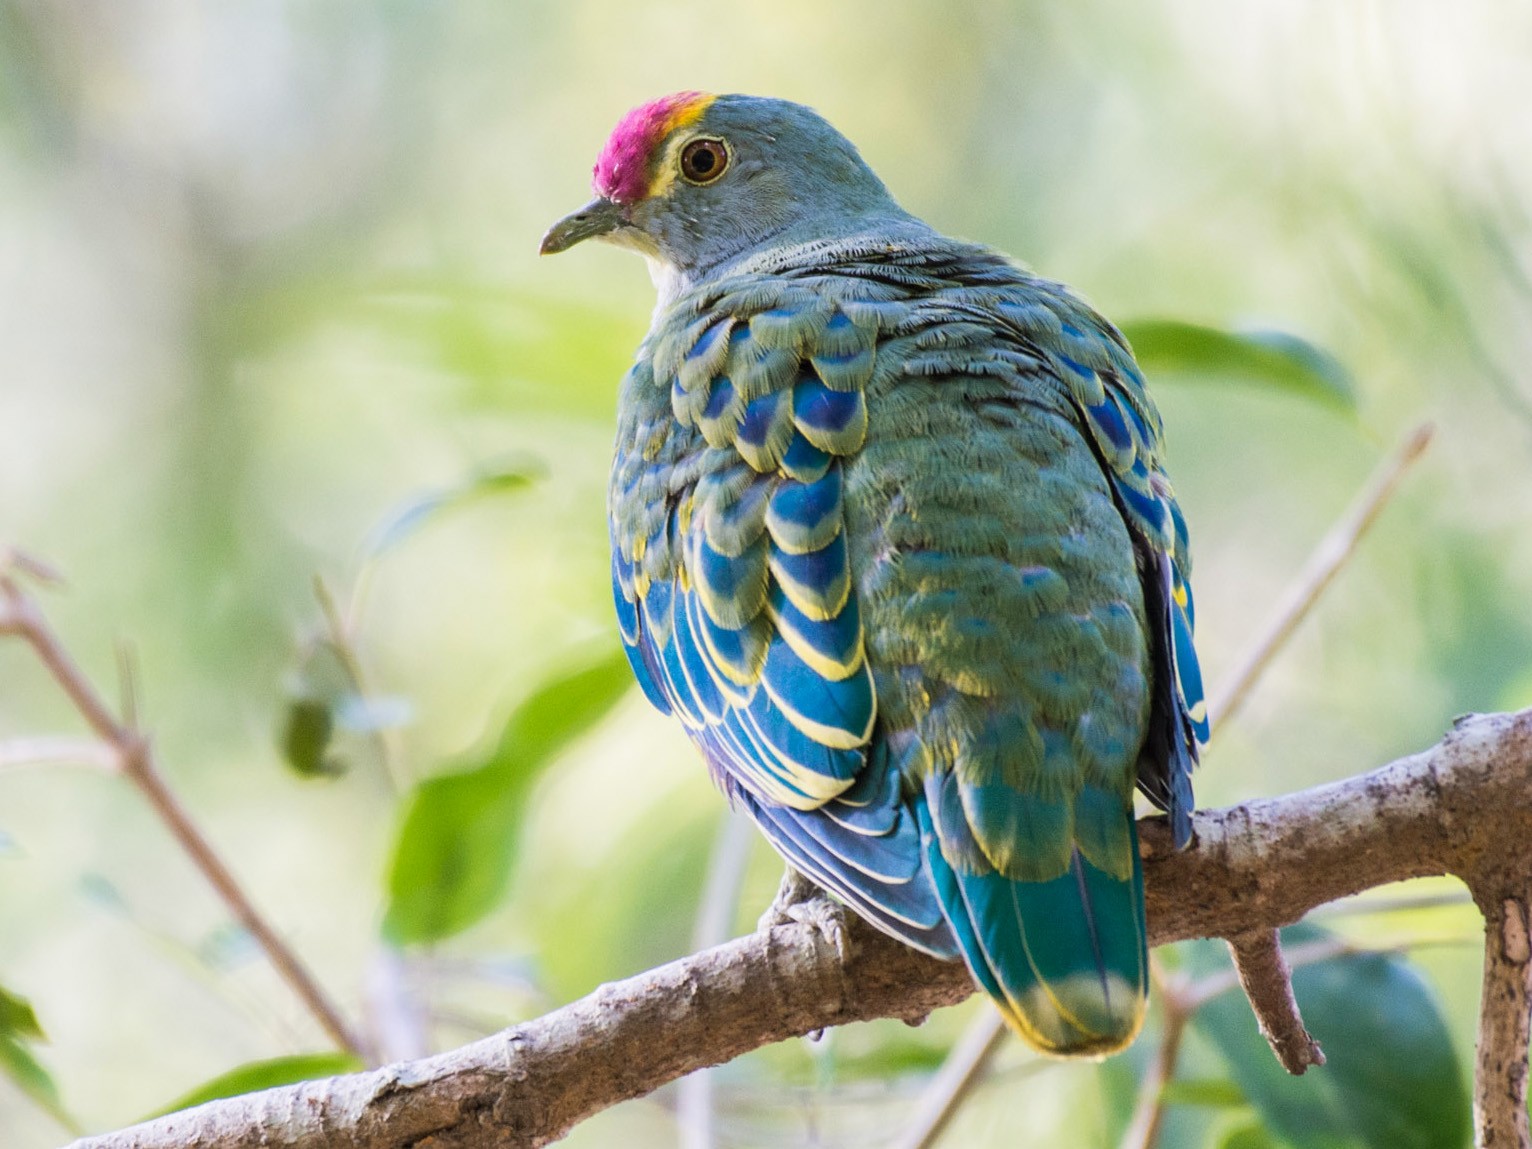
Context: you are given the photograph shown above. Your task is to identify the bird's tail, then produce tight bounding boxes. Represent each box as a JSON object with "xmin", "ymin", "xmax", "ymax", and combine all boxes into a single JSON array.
[{"xmin": 917, "ymin": 799, "xmax": 1148, "ymax": 1056}]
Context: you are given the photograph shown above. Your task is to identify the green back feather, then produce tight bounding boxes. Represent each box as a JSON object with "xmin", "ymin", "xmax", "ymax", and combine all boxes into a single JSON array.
[{"xmin": 612, "ymin": 228, "xmax": 1195, "ymax": 1056}]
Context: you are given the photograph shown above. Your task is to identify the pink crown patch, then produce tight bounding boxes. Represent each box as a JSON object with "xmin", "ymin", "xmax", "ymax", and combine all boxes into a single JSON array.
[{"xmin": 594, "ymin": 92, "xmax": 715, "ymax": 204}]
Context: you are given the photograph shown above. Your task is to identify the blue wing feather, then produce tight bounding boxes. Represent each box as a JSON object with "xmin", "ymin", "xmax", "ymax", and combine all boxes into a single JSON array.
[{"xmin": 612, "ymin": 549, "xmax": 670, "ymax": 715}]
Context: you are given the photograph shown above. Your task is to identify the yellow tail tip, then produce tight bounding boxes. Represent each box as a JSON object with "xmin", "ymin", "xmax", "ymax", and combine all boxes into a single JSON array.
[{"xmin": 993, "ymin": 971, "xmax": 1147, "ymax": 1058}]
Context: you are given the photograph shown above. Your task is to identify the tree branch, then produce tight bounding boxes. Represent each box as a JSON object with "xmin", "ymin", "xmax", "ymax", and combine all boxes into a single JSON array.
[
  {"xmin": 1471, "ymin": 875, "xmax": 1532, "ymax": 1145},
  {"xmin": 66, "ymin": 708, "xmax": 1532, "ymax": 1149},
  {"xmin": 1225, "ymin": 928, "xmax": 1325, "ymax": 1075},
  {"xmin": 0, "ymin": 571, "xmax": 363, "ymax": 1056}
]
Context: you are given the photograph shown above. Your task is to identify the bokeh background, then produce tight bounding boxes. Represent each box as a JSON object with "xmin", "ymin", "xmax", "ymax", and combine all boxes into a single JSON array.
[{"xmin": 2, "ymin": 2, "xmax": 1530, "ymax": 1146}]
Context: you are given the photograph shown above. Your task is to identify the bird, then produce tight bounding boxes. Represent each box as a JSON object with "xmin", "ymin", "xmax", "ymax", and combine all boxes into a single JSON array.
[{"xmin": 541, "ymin": 92, "xmax": 1207, "ymax": 1056}]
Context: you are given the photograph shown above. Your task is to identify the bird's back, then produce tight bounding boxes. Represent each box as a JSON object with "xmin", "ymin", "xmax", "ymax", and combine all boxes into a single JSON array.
[{"xmin": 609, "ymin": 229, "xmax": 1202, "ymax": 1053}]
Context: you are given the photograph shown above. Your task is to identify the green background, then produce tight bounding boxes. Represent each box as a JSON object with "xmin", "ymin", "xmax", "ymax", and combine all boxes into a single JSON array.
[{"xmin": 1, "ymin": 2, "xmax": 1527, "ymax": 1144}]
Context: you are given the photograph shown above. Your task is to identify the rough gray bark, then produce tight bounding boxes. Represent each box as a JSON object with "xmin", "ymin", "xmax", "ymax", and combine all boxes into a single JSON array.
[
  {"xmin": 1471, "ymin": 871, "xmax": 1532, "ymax": 1145},
  {"xmin": 68, "ymin": 709, "xmax": 1532, "ymax": 1149},
  {"xmin": 1226, "ymin": 928, "xmax": 1325, "ymax": 1074}
]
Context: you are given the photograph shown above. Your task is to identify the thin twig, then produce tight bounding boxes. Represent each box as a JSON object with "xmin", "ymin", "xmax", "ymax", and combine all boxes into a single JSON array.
[
  {"xmin": 899, "ymin": 932, "xmax": 1352, "ymax": 1149},
  {"xmin": 1313, "ymin": 889, "xmax": 1473, "ymax": 918},
  {"xmin": 892, "ymin": 1009, "xmax": 1007, "ymax": 1149},
  {"xmin": 313, "ymin": 574, "xmax": 409, "ymax": 794},
  {"xmin": 427, "ymin": 1007, "xmax": 516, "ymax": 1039},
  {"xmin": 1119, "ymin": 937, "xmax": 1378, "ymax": 1149},
  {"xmin": 1209, "ymin": 421, "xmax": 1435, "ymax": 728},
  {"xmin": 116, "ymin": 640, "xmax": 141, "ymax": 733},
  {"xmin": 0, "ymin": 572, "xmax": 363, "ymax": 1055},
  {"xmin": 1119, "ymin": 963, "xmax": 1193, "ymax": 1149},
  {"xmin": 0, "ymin": 546, "xmax": 66, "ymax": 587},
  {"xmin": 677, "ymin": 810, "xmax": 756, "ymax": 1149},
  {"xmin": 413, "ymin": 955, "xmax": 541, "ymax": 994},
  {"xmin": 0, "ymin": 737, "xmax": 118, "ymax": 772},
  {"xmin": 691, "ymin": 811, "xmax": 756, "ymax": 953},
  {"xmin": 365, "ymin": 945, "xmax": 431, "ymax": 1064},
  {"xmin": 1182, "ymin": 937, "xmax": 1355, "ymax": 1013}
]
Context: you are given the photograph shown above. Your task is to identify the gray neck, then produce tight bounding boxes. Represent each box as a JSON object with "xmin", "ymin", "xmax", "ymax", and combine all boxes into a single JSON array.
[{"xmin": 654, "ymin": 210, "xmax": 937, "ymax": 307}]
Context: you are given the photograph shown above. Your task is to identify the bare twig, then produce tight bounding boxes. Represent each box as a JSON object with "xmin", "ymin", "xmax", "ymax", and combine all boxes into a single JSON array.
[
  {"xmin": 1119, "ymin": 964, "xmax": 1193, "ymax": 1149},
  {"xmin": 0, "ymin": 573, "xmax": 362, "ymax": 1056},
  {"xmin": 0, "ymin": 545, "xmax": 66, "ymax": 587},
  {"xmin": 1182, "ymin": 937, "xmax": 1354, "ymax": 1013},
  {"xmin": 1120, "ymin": 938, "xmax": 1355, "ymax": 1149},
  {"xmin": 65, "ymin": 708, "xmax": 1532, "ymax": 1149},
  {"xmin": 365, "ymin": 946, "xmax": 431, "ymax": 1064},
  {"xmin": 1209, "ymin": 421, "xmax": 1435, "ymax": 728},
  {"xmin": 1314, "ymin": 889, "xmax": 1473, "ymax": 918},
  {"xmin": 677, "ymin": 810, "xmax": 756, "ymax": 1149},
  {"xmin": 691, "ymin": 811, "xmax": 756, "ymax": 953},
  {"xmin": 1190, "ymin": 420, "xmax": 1432, "ymax": 1082},
  {"xmin": 0, "ymin": 736, "xmax": 117, "ymax": 772},
  {"xmin": 312, "ymin": 574, "xmax": 409, "ymax": 794},
  {"xmin": 1226, "ymin": 929, "xmax": 1325, "ymax": 1074},
  {"xmin": 892, "ymin": 1009, "xmax": 1007, "ymax": 1149},
  {"xmin": 116, "ymin": 640, "xmax": 142, "ymax": 732}
]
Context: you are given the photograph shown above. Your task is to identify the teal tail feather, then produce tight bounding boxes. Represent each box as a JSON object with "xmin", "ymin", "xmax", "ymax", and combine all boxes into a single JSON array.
[{"xmin": 917, "ymin": 799, "xmax": 1148, "ymax": 1056}]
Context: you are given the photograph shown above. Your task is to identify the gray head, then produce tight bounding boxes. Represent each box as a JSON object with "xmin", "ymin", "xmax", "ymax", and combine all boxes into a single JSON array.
[{"xmin": 540, "ymin": 93, "xmax": 912, "ymax": 282}]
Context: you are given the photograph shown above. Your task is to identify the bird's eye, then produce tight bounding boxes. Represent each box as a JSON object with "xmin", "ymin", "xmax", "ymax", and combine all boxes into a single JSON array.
[{"xmin": 679, "ymin": 138, "xmax": 729, "ymax": 185}]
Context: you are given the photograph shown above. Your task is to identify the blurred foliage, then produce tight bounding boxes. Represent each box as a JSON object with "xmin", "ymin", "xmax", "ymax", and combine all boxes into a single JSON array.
[
  {"xmin": 383, "ymin": 648, "xmax": 634, "ymax": 946},
  {"xmin": 1121, "ymin": 321, "xmax": 1356, "ymax": 411},
  {"xmin": 148, "ymin": 1052, "xmax": 363, "ymax": 1120},
  {"xmin": 278, "ymin": 638, "xmax": 364, "ymax": 781},
  {"xmin": 363, "ymin": 454, "xmax": 546, "ymax": 559},
  {"xmin": 0, "ymin": 983, "xmax": 73, "ymax": 1132},
  {"xmin": 1184, "ymin": 926, "xmax": 1470, "ymax": 1149},
  {"xmin": 1215, "ymin": 1122, "xmax": 1284, "ymax": 1149},
  {"xmin": 1, "ymin": 1, "xmax": 1530, "ymax": 1146}
]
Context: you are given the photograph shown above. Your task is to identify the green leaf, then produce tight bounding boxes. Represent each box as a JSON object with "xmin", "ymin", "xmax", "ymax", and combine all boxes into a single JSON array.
[
  {"xmin": 1187, "ymin": 925, "xmax": 1470, "ymax": 1149},
  {"xmin": 0, "ymin": 985, "xmax": 76, "ymax": 1132},
  {"xmin": 1122, "ymin": 320, "xmax": 1356, "ymax": 410},
  {"xmin": 0, "ymin": 984, "xmax": 44, "ymax": 1042},
  {"xmin": 0, "ymin": 1037, "xmax": 75, "ymax": 1131},
  {"xmin": 382, "ymin": 647, "xmax": 634, "ymax": 945},
  {"xmin": 277, "ymin": 639, "xmax": 357, "ymax": 779},
  {"xmin": 364, "ymin": 455, "xmax": 544, "ymax": 558},
  {"xmin": 147, "ymin": 1052, "xmax": 363, "ymax": 1118},
  {"xmin": 355, "ymin": 282, "xmax": 641, "ymax": 419},
  {"xmin": 1161, "ymin": 1077, "xmax": 1249, "ymax": 1109},
  {"xmin": 1213, "ymin": 1118, "xmax": 1285, "ymax": 1149},
  {"xmin": 279, "ymin": 696, "xmax": 343, "ymax": 778},
  {"xmin": 277, "ymin": 640, "xmax": 411, "ymax": 780}
]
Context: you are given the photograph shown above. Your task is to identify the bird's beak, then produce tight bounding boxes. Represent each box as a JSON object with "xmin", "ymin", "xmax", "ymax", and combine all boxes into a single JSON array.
[{"xmin": 539, "ymin": 197, "xmax": 627, "ymax": 255}]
